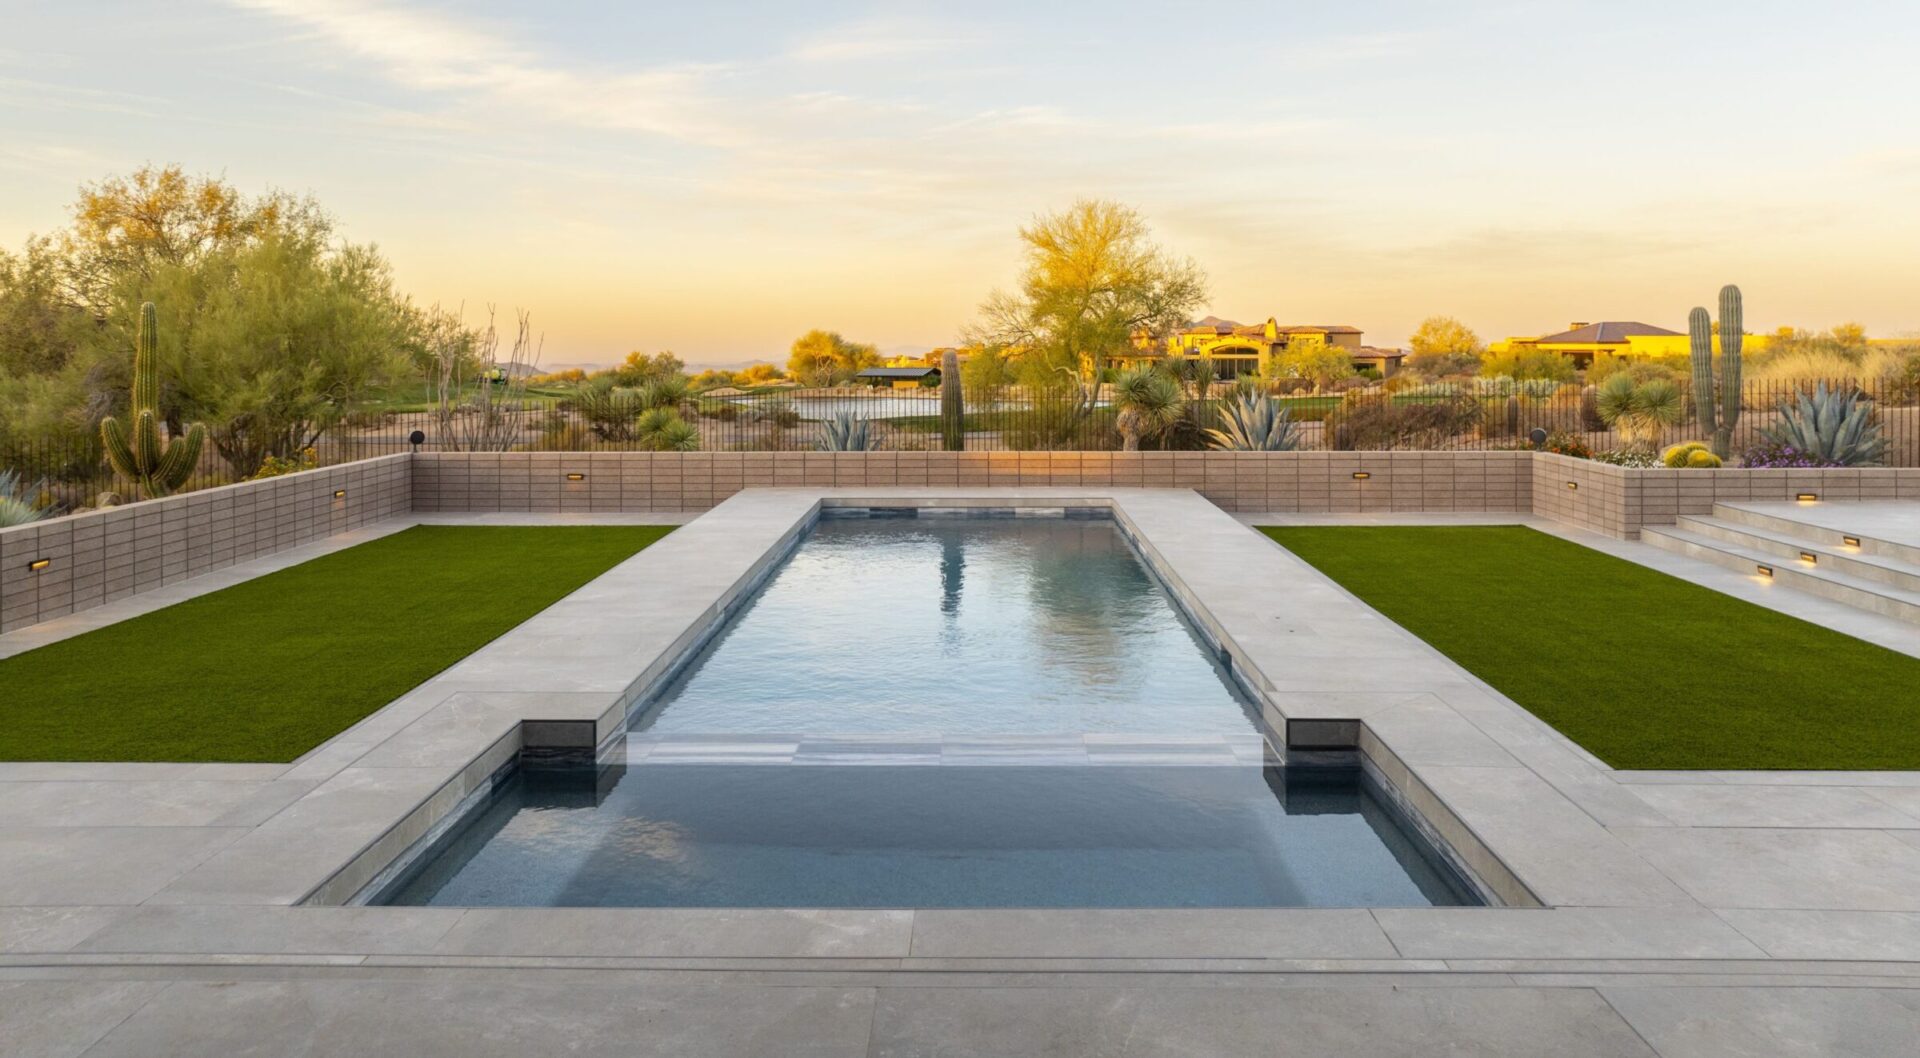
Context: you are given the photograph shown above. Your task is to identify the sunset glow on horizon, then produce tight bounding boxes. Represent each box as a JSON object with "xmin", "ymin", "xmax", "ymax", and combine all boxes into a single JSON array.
[{"xmin": 4, "ymin": 1, "xmax": 1918, "ymax": 366}]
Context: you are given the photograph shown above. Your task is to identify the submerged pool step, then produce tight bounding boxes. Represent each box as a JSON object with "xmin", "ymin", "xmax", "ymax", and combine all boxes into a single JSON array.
[{"xmin": 620, "ymin": 732, "xmax": 1275, "ymax": 767}]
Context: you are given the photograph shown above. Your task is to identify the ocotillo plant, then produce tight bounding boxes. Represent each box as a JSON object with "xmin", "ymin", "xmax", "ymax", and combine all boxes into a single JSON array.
[
  {"xmin": 100, "ymin": 302, "xmax": 207, "ymax": 497},
  {"xmin": 939, "ymin": 347, "xmax": 965, "ymax": 451},
  {"xmin": 1688, "ymin": 284, "xmax": 1744, "ymax": 459}
]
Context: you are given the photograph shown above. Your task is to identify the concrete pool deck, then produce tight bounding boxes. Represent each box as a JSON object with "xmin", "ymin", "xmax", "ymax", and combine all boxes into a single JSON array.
[{"xmin": 3, "ymin": 490, "xmax": 1919, "ymax": 1055}]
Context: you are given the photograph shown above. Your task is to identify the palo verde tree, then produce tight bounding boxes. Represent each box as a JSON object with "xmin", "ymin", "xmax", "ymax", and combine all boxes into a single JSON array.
[{"xmin": 966, "ymin": 199, "xmax": 1207, "ymax": 420}]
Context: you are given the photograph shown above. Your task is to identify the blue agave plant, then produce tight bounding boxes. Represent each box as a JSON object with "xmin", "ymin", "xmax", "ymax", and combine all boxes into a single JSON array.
[
  {"xmin": 816, "ymin": 411, "xmax": 878, "ymax": 451},
  {"xmin": 1760, "ymin": 382, "xmax": 1887, "ymax": 467},
  {"xmin": 1205, "ymin": 393, "xmax": 1301, "ymax": 451},
  {"xmin": 0, "ymin": 469, "xmax": 51, "ymax": 527}
]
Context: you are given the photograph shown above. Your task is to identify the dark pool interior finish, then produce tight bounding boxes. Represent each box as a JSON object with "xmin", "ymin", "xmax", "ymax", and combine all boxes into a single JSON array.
[
  {"xmin": 378, "ymin": 764, "xmax": 1472, "ymax": 908},
  {"xmin": 371, "ymin": 514, "xmax": 1480, "ymax": 908}
]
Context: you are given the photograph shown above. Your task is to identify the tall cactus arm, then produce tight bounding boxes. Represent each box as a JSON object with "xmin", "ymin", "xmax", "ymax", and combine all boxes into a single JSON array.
[
  {"xmin": 1688, "ymin": 306, "xmax": 1716, "ymax": 439},
  {"xmin": 133, "ymin": 301, "xmax": 160, "ymax": 414},
  {"xmin": 101, "ymin": 415, "xmax": 138, "ymax": 481},
  {"xmin": 153, "ymin": 423, "xmax": 206, "ymax": 494},
  {"xmin": 1715, "ymin": 285, "xmax": 1743, "ymax": 458},
  {"xmin": 133, "ymin": 409, "xmax": 163, "ymax": 473}
]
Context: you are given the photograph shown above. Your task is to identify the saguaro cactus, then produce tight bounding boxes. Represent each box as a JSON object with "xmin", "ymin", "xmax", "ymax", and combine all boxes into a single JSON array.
[
  {"xmin": 1689, "ymin": 285, "xmax": 1744, "ymax": 459},
  {"xmin": 100, "ymin": 302, "xmax": 207, "ymax": 497},
  {"xmin": 939, "ymin": 347, "xmax": 965, "ymax": 452}
]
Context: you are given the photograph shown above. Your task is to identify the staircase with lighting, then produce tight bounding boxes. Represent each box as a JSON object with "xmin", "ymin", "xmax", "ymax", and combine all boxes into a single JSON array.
[{"xmin": 1641, "ymin": 501, "xmax": 1920, "ymax": 626}]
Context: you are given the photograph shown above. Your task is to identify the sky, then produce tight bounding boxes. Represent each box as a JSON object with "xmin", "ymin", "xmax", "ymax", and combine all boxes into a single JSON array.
[{"xmin": 3, "ymin": 1, "xmax": 1919, "ymax": 368}]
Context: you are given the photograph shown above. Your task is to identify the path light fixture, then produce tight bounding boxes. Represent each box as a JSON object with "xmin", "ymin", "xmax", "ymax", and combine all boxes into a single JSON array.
[
  {"xmin": 1756, "ymin": 563, "xmax": 1774, "ymax": 578},
  {"xmin": 1798, "ymin": 551, "xmax": 1817, "ymax": 564},
  {"xmin": 1528, "ymin": 427, "xmax": 1548, "ymax": 447},
  {"xmin": 1843, "ymin": 535, "xmax": 1861, "ymax": 548},
  {"xmin": 409, "ymin": 430, "xmax": 426, "ymax": 451}
]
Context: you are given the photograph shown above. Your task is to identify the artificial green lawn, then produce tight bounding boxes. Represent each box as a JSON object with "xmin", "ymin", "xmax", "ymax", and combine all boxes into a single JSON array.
[
  {"xmin": 0, "ymin": 525, "xmax": 672, "ymax": 763},
  {"xmin": 1260, "ymin": 525, "xmax": 1920, "ymax": 771}
]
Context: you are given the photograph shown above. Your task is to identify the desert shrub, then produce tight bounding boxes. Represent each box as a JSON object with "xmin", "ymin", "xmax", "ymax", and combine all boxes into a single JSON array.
[
  {"xmin": 1542, "ymin": 431, "xmax": 1593, "ymax": 459},
  {"xmin": 1748, "ymin": 346, "xmax": 1916, "ymax": 388},
  {"xmin": 1593, "ymin": 449, "xmax": 1659, "ymax": 468},
  {"xmin": 530, "ymin": 422, "xmax": 595, "ymax": 451},
  {"xmin": 250, "ymin": 447, "xmax": 317, "ymax": 479},
  {"xmin": 1480, "ymin": 348, "xmax": 1577, "ymax": 383},
  {"xmin": 1326, "ymin": 392, "xmax": 1481, "ymax": 450},
  {"xmin": 695, "ymin": 398, "xmax": 739, "ymax": 421}
]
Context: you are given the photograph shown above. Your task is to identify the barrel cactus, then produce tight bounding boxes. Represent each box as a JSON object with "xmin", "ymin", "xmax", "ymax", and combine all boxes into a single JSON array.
[
  {"xmin": 1688, "ymin": 285, "xmax": 1743, "ymax": 459},
  {"xmin": 1661, "ymin": 441, "xmax": 1722, "ymax": 468},
  {"xmin": 100, "ymin": 302, "xmax": 206, "ymax": 497},
  {"xmin": 939, "ymin": 347, "xmax": 964, "ymax": 451},
  {"xmin": 817, "ymin": 411, "xmax": 878, "ymax": 451},
  {"xmin": 1205, "ymin": 393, "xmax": 1301, "ymax": 451},
  {"xmin": 1760, "ymin": 382, "xmax": 1887, "ymax": 466}
]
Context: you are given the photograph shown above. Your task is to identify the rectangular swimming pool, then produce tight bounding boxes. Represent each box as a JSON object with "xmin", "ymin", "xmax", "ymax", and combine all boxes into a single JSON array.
[{"xmin": 373, "ymin": 512, "xmax": 1477, "ymax": 908}]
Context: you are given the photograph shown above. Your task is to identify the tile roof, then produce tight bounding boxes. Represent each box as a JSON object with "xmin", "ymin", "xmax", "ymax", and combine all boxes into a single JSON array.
[{"xmin": 1535, "ymin": 321, "xmax": 1683, "ymax": 344}]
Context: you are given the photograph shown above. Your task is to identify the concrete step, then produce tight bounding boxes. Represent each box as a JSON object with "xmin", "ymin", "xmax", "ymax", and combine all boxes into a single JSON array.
[
  {"xmin": 1711, "ymin": 502, "xmax": 1920, "ymax": 567},
  {"xmin": 1642, "ymin": 525, "xmax": 1920, "ymax": 626},
  {"xmin": 1673, "ymin": 515, "xmax": 1920, "ymax": 593}
]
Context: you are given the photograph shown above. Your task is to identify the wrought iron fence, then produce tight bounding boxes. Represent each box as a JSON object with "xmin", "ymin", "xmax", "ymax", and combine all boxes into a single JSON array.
[{"xmin": 4, "ymin": 378, "xmax": 1915, "ymax": 514}]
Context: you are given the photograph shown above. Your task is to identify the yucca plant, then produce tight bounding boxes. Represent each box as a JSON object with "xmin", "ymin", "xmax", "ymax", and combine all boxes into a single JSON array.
[
  {"xmin": 1760, "ymin": 382, "xmax": 1887, "ymax": 466},
  {"xmin": 100, "ymin": 302, "xmax": 206, "ymax": 497},
  {"xmin": 816, "ymin": 411, "xmax": 877, "ymax": 451},
  {"xmin": 1113, "ymin": 365, "xmax": 1185, "ymax": 451},
  {"xmin": 1205, "ymin": 393, "xmax": 1301, "ymax": 451},
  {"xmin": 0, "ymin": 469, "xmax": 51, "ymax": 527},
  {"xmin": 1595, "ymin": 373, "xmax": 1684, "ymax": 453},
  {"xmin": 636, "ymin": 407, "xmax": 700, "ymax": 451}
]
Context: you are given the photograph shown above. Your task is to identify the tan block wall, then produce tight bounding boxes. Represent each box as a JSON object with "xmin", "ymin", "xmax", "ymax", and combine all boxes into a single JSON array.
[
  {"xmin": 410, "ymin": 451, "xmax": 1538, "ymax": 516},
  {"xmin": 0, "ymin": 455, "xmax": 410, "ymax": 633},
  {"xmin": 1530, "ymin": 453, "xmax": 1920, "ymax": 538},
  {"xmin": 6, "ymin": 449, "xmax": 1914, "ymax": 637}
]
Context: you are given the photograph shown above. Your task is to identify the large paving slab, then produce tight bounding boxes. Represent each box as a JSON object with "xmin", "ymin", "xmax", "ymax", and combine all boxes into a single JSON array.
[{"xmin": 3, "ymin": 497, "xmax": 1919, "ymax": 1054}]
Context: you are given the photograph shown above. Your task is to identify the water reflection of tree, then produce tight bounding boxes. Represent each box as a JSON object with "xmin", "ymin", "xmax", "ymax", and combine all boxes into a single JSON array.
[{"xmin": 1021, "ymin": 521, "xmax": 1155, "ymax": 693}]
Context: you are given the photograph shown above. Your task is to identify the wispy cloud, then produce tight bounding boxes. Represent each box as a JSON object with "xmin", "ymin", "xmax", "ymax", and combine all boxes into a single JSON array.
[
  {"xmin": 225, "ymin": 0, "xmax": 741, "ymax": 145},
  {"xmin": 787, "ymin": 17, "xmax": 984, "ymax": 62}
]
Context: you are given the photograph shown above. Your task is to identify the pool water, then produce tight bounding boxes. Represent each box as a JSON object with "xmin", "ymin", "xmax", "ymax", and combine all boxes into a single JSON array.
[
  {"xmin": 375, "ymin": 514, "xmax": 1477, "ymax": 908},
  {"xmin": 630, "ymin": 516, "xmax": 1259, "ymax": 736},
  {"xmin": 379, "ymin": 764, "xmax": 1470, "ymax": 908}
]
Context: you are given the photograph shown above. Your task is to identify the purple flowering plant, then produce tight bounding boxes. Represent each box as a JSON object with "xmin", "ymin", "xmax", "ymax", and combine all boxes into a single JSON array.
[{"xmin": 1738, "ymin": 440, "xmax": 1843, "ymax": 469}]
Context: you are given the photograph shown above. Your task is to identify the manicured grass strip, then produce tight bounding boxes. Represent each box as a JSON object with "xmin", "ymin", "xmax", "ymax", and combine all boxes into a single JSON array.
[
  {"xmin": 0, "ymin": 525, "xmax": 673, "ymax": 763},
  {"xmin": 1259, "ymin": 525, "xmax": 1920, "ymax": 770}
]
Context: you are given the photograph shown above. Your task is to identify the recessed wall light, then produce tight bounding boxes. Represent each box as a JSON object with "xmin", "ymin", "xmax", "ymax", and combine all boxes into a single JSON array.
[
  {"xmin": 1798, "ymin": 551, "xmax": 1817, "ymax": 564},
  {"xmin": 1350, "ymin": 471, "xmax": 1370, "ymax": 480},
  {"xmin": 27, "ymin": 558, "xmax": 50, "ymax": 572},
  {"xmin": 566, "ymin": 472, "xmax": 586, "ymax": 482},
  {"xmin": 1796, "ymin": 492, "xmax": 1818, "ymax": 502},
  {"xmin": 1842, "ymin": 535, "xmax": 1861, "ymax": 548},
  {"xmin": 332, "ymin": 489, "xmax": 346, "ymax": 498},
  {"xmin": 1566, "ymin": 481, "xmax": 1578, "ymax": 490},
  {"xmin": 1756, "ymin": 563, "xmax": 1774, "ymax": 577}
]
